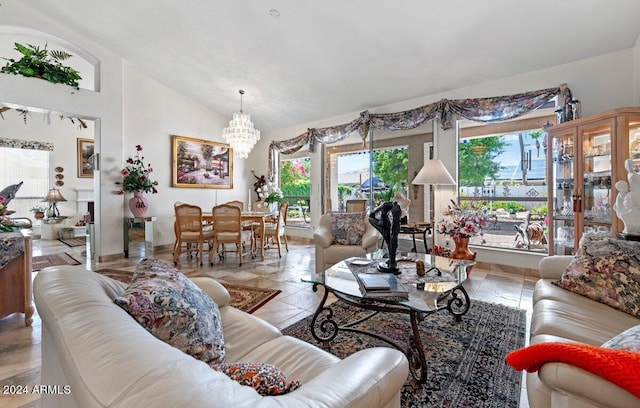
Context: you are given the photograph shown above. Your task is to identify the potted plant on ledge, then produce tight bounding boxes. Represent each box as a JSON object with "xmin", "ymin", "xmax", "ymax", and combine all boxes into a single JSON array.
[
  {"xmin": 1, "ymin": 42, "xmax": 82, "ymax": 89},
  {"xmin": 59, "ymin": 227, "xmax": 74, "ymax": 240},
  {"xmin": 30, "ymin": 206, "xmax": 47, "ymax": 219}
]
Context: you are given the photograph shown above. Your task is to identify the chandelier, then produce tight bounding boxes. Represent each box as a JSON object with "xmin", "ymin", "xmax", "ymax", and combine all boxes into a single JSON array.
[{"xmin": 222, "ymin": 90, "xmax": 260, "ymax": 159}]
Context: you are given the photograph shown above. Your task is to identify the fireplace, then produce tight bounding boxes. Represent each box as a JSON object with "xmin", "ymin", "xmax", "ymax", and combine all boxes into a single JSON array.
[{"xmin": 75, "ymin": 189, "xmax": 94, "ymax": 223}]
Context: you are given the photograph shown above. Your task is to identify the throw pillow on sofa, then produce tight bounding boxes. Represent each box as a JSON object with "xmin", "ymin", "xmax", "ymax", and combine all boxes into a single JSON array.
[
  {"xmin": 553, "ymin": 234, "xmax": 640, "ymax": 318},
  {"xmin": 131, "ymin": 257, "xmax": 180, "ymax": 279},
  {"xmin": 602, "ymin": 325, "xmax": 640, "ymax": 352},
  {"xmin": 330, "ymin": 211, "xmax": 366, "ymax": 245},
  {"xmin": 114, "ymin": 259, "xmax": 225, "ymax": 364},
  {"xmin": 210, "ymin": 361, "xmax": 301, "ymax": 396}
]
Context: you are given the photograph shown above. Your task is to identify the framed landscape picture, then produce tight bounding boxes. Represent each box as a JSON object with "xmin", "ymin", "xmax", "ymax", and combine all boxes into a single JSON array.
[
  {"xmin": 172, "ymin": 135, "xmax": 233, "ymax": 189},
  {"xmin": 77, "ymin": 138, "xmax": 94, "ymax": 178}
]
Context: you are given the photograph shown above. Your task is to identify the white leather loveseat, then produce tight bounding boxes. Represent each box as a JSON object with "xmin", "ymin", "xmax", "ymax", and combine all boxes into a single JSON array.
[
  {"xmin": 526, "ymin": 255, "xmax": 640, "ymax": 408},
  {"xmin": 34, "ymin": 265, "xmax": 409, "ymax": 408}
]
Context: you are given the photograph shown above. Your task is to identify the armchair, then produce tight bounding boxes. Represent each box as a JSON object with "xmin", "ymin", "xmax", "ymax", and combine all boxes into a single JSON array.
[{"xmin": 314, "ymin": 212, "xmax": 380, "ymax": 273}]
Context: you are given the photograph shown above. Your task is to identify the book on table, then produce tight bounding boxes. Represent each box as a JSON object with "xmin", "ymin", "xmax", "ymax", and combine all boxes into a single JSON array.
[{"xmin": 356, "ymin": 272, "xmax": 409, "ymax": 298}]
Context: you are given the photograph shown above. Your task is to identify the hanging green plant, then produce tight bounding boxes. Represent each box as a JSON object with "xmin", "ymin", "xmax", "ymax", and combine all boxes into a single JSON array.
[{"xmin": 1, "ymin": 42, "xmax": 82, "ymax": 89}]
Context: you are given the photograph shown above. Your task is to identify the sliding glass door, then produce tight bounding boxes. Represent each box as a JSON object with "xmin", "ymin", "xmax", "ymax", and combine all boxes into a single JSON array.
[
  {"xmin": 322, "ymin": 127, "xmax": 432, "ymax": 220},
  {"xmin": 279, "ymin": 154, "xmax": 311, "ymax": 229}
]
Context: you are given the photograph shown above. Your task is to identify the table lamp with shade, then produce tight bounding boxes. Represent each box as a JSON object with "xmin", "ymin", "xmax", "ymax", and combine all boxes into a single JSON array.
[
  {"xmin": 42, "ymin": 188, "xmax": 67, "ymax": 218},
  {"xmin": 411, "ymin": 159, "xmax": 457, "ymax": 251}
]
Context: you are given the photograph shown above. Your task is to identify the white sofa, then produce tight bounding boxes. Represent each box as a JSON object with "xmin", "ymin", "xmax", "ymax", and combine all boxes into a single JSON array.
[
  {"xmin": 34, "ymin": 265, "xmax": 409, "ymax": 408},
  {"xmin": 314, "ymin": 213, "xmax": 380, "ymax": 273},
  {"xmin": 527, "ymin": 256, "xmax": 640, "ymax": 408}
]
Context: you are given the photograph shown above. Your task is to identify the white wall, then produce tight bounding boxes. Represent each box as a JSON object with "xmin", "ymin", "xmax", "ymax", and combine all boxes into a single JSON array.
[
  {"xmin": 122, "ymin": 65, "xmax": 247, "ymax": 247},
  {"xmin": 0, "ymin": 1, "xmax": 252, "ymax": 259}
]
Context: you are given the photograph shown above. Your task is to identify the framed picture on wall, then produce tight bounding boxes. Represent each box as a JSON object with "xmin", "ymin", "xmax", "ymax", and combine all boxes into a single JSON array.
[
  {"xmin": 77, "ymin": 138, "xmax": 94, "ymax": 178},
  {"xmin": 171, "ymin": 135, "xmax": 233, "ymax": 189}
]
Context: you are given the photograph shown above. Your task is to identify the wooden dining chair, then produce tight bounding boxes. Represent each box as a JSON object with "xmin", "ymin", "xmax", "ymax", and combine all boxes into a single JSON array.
[
  {"xmin": 225, "ymin": 200, "xmax": 244, "ymax": 210},
  {"xmin": 209, "ymin": 204, "xmax": 253, "ymax": 266},
  {"xmin": 173, "ymin": 203, "xmax": 214, "ymax": 266},
  {"xmin": 225, "ymin": 199, "xmax": 256, "ymax": 235},
  {"xmin": 254, "ymin": 202, "xmax": 289, "ymax": 257}
]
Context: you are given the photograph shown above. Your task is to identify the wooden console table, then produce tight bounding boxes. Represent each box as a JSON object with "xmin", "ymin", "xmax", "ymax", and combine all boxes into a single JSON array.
[{"xmin": 0, "ymin": 230, "xmax": 34, "ymax": 326}]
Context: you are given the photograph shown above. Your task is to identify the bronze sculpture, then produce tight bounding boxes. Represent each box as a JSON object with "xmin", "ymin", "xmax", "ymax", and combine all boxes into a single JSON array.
[{"xmin": 369, "ymin": 201, "xmax": 402, "ymax": 274}]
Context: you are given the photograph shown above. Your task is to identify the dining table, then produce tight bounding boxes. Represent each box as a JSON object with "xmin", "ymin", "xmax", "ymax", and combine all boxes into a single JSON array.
[{"xmin": 201, "ymin": 210, "xmax": 276, "ymax": 262}]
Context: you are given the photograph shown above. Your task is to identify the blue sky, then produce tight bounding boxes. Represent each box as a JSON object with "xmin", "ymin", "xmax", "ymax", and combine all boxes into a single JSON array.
[{"xmin": 338, "ymin": 151, "xmax": 369, "ymax": 173}]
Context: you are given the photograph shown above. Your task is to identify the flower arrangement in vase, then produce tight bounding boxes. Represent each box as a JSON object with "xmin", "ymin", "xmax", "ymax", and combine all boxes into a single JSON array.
[
  {"xmin": 436, "ymin": 201, "xmax": 488, "ymax": 268},
  {"xmin": 437, "ymin": 201, "xmax": 489, "ymax": 240},
  {"xmin": 117, "ymin": 145, "xmax": 158, "ymax": 217},
  {"xmin": 0, "ymin": 196, "xmax": 17, "ymax": 232},
  {"xmin": 257, "ymin": 183, "xmax": 284, "ymax": 212},
  {"xmin": 30, "ymin": 205, "xmax": 47, "ymax": 219}
]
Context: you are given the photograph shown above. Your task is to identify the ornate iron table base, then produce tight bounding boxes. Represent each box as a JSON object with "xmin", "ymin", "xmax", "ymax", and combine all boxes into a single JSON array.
[{"xmin": 309, "ymin": 282, "xmax": 471, "ymax": 384}]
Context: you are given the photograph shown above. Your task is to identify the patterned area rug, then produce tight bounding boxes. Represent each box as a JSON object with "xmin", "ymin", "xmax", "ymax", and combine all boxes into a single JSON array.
[
  {"xmin": 94, "ymin": 269, "xmax": 280, "ymax": 314},
  {"xmin": 282, "ymin": 299, "xmax": 526, "ymax": 408},
  {"xmin": 32, "ymin": 253, "xmax": 81, "ymax": 271},
  {"xmin": 58, "ymin": 237, "xmax": 86, "ymax": 247}
]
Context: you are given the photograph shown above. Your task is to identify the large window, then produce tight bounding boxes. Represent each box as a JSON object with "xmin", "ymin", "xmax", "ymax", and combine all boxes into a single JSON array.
[
  {"xmin": 0, "ymin": 146, "xmax": 51, "ymax": 218},
  {"xmin": 458, "ymin": 118, "xmax": 550, "ymax": 253}
]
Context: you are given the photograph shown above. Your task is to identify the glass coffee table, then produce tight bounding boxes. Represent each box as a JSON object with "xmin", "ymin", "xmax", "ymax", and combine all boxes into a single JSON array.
[{"xmin": 302, "ymin": 251, "xmax": 474, "ymax": 385}]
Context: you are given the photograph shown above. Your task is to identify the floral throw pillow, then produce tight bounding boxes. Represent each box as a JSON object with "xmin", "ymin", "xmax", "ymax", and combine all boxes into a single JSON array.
[
  {"xmin": 114, "ymin": 259, "xmax": 225, "ymax": 364},
  {"xmin": 133, "ymin": 257, "xmax": 180, "ymax": 279},
  {"xmin": 602, "ymin": 325, "xmax": 640, "ymax": 352},
  {"xmin": 210, "ymin": 362, "xmax": 301, "ymax": 396},
  {"xmin": 553, "ymin": 234, "xmax": 640, "ymax": 318},
  {"xmin": 330, "ymin": 211, "xmax": 366, "ymax": 245}
]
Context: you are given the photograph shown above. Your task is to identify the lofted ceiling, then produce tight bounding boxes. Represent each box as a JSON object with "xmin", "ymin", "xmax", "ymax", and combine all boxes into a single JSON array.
[{"xmin": 14, "ymin": 0, "xmax": 640, "ymax": 132}]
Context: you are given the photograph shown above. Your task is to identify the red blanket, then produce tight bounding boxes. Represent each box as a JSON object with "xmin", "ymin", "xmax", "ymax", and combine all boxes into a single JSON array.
[{"xmin": 506, "ymin": 342, "xmax": 640, "ymax": 399}]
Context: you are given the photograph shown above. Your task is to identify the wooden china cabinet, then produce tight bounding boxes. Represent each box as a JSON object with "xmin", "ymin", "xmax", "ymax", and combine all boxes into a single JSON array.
[{"xmin": 546, "ymin": 107, "xmax": 640, "ymax": 255}]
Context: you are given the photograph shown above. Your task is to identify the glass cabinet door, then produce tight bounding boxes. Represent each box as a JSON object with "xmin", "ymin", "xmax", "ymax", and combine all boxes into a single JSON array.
[
  {"xmin": 628, "ymin": 121, "xmax": 640, "ymax": 159},
  {"xmin": 619, "ymin": 118, "xmax": 640, "ymax": 234},
  {"xmin": 580, "ymin": 120, "xmax": 614, "ymax": 242},
  {"xmin": 548, "ymin": 109, "xmax": 640, "ymax": 255},
  {"xmin": 550, "ymin": 129, "xmax": 576, "ymax": 254}
]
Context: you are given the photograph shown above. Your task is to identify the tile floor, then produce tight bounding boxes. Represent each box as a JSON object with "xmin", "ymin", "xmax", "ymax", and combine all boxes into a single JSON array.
[{"xmin": 0, "ymin": 237, "xmax": 536, "ymax": 407}]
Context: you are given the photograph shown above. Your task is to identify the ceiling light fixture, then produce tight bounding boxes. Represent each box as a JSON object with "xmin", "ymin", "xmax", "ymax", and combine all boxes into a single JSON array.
[{"xmin": 222, "ymin": 90, "xmax": 261, "ymax": 159}]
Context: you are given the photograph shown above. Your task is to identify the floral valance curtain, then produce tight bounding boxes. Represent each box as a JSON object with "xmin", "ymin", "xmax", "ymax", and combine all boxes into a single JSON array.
[
  {"xmin": 268, "ymin": 85, "xmax": 567, "ymax": 180},
  {"xmin": 441, "ymin": 87, "xmax": 560, "ymax": 128},
  {"xmin": 0, "ymin": 137, "xmax": 53, "ymax": 151},
  {"xmin": 369, "ymin": 102, "xmax": 443, "ymax": 132}
]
